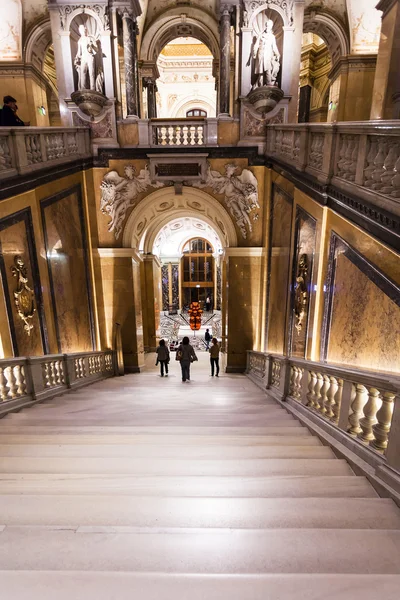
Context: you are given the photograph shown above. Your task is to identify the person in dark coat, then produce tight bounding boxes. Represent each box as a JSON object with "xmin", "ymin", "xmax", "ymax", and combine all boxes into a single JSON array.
[
  {"xmin": 155, "ymin": 339, "xmax": 170, "ymax": 377},
  {"xmin": 204, "ymin": 328, "xmax": 211, "ymax": 350},
  {"xmin": 0, "ymin": 96, "xmax": 26, "ymax": 126}
]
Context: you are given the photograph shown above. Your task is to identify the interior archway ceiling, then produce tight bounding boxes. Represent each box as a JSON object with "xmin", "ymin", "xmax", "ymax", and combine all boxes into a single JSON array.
[{"xmin": 153, "ymin": 217, "xmax": 223, "ymax": 258}]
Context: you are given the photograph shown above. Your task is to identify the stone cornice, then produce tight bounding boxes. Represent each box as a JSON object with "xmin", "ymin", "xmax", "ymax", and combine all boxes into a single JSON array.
[
  {"xmin": 95, "ymin": 248, "xmax": 142, "ymax": 262},
  {"xmin": 328, "ymin": 54, "xmax": 377, "ymax": 81}
]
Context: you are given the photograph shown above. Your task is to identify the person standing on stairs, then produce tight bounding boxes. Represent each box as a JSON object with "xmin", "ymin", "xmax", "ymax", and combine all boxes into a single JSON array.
[
  {"xmin": 155, "ymin": 339, "xmax": 170, "ymax": 377},
  {"xmin": 209, "ymin": 337, "xmax": 220, "ymax": 377},
  {"xmin": 204, "ymin": 328, "xmax": 211, "ymax": 350},
  {"xmin": 176, "ymin": 336, "xmax": 198, "ymax": 382}
]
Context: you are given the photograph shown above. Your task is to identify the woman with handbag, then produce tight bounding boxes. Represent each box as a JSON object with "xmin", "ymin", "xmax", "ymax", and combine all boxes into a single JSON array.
[{"xmin": 176, "ymin": 336, "xmax": 198, "ymax": 382}]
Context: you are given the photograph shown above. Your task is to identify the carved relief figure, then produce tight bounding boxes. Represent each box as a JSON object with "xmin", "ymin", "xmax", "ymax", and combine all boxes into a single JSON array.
[
  {"xmin": 248, "ymin": 19, "xmax": 280, "ymax": 88},
  {"xmin": 100, "ymin": 165, "xmax": 164, "ymax": 239},
  {"xmin": 194, "ymin": 163, "xmax": 259, "ymax": 239},
  {"xmin": 74, "ymin": 24, "xmax": 97, "ymax": 90}
]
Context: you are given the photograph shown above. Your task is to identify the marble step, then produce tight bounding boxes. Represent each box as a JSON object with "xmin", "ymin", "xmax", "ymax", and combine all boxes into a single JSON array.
[
  {"xmin": 0, "ymin": 475, "xmax": 374, "ymax": 497},
  {"xmin": 0, "ymin": 444, "xmax": 332, "ymax": 459},
  {"xmin": 0, "ymin": 496, "xmax": 397, "ymax": 529},
  {"xmin": 0, "ymin": 457, "xmax": 352, "ymax": 476},
  {"xmin": 0, "ymin": 425, "xmax": 305, "ymax": 435},
  {"xmin": 1, "ymin": 528, "xmax": 400, "ymax": 573},
  {"xmin": 2, "ymin": 572, "xmax": 400, "ymax": 600},
  {"xmin": 0, "ymin": 433, "xmax": 321, "ymax": 446}
]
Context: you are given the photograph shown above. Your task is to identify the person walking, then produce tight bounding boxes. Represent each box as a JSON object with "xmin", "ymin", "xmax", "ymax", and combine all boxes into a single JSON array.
[
  {"xmin": 204, "ymin": 328, "xmax": 211, "ymax": 350},
  {"xmin": 176, "ymin": 336, "xmax": 198, "ymax": 382},
  {"xmin": 155, "ymin": 339, "xmax": 170, "ymax": 377},
  {"xmin": 209, "ymin": 337, "xmax": 220, "ymax": 377},
  {"xmin": 205, "ymin": 296, "xmax": 211, "ymax": 312}
]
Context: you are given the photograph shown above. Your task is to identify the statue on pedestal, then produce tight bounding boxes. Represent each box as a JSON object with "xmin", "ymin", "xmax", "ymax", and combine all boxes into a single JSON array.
[
  {"xmin": 74, "ymin": 24, "xmax": 97, "ymax": 90},
  {"xmin": 249, "ymin": 19, "xmax": 280, "ymax": 89}
]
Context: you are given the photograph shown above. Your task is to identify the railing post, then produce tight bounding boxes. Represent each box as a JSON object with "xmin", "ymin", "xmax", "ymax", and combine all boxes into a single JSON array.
[
  {"xmin": 63, "ymin": 354, "xmax": 75, "ymax": 389},
  {"xmin": 26, "ymin": 358, "xmax": 45, "ymax": 400},
  {"xmin": 11, "ymin": 130, "xmax": 29, "ymax": 173},
  {"xmin": 278, "ymin": 358, "xmax": 291, "ymax": 400},
  {"xmin": 300, "ymin": 365, "xmax": 309, "ymax": 405},
  {"xmin": 265, "ymin": 354, "xmax": 272, "ymax": 389},
  {"xmin": 138, "ymin": 119, "xmax": 150, "ymax": 146},
  {"xmin": 206, "ymin": 118, "xmax": 218, "ymax": 146},
  {"xmin": 385, "ymin": 394, "xmax": 400, "ymax": 470}
]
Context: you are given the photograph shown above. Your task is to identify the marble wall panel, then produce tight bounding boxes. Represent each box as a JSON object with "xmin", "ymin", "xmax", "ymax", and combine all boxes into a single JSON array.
[
  {"xmin": 266, "ymin": 185, "xmax": 293, "ymax": 355},
  {"xmin": 289, "ymin": 207, "xmax": 317, "ymax": 358},
  {"xmin": 0, "ymin": 209, "xmax": 47, "ymax": 356},
  {"xmin": 172, "ymin": 264, "xmax": 179, "ymax": 310},
  {"xmin": 41, "ymin": 186, "xmax": 94, "ymax": 353},
  {"xmin": 161, "ymin": 265, "xmax": 169, "ymax": 311},
  {"xmin": 323, "ymin": 234, "xmax": 400, "ymax": 373}
]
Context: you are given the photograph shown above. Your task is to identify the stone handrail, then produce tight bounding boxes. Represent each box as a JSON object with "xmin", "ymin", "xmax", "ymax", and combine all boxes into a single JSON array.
[
  {"xmin": 266, "ymin": 121, "xmax": 400, "ymax": 215},
  {"xmin": 0, "ymin": 126, "xmax": 91, "ymax": 179},
  {"xmin": 138, "ymin": 118, "xmax": 218, "ymax": 147},
  {"xmin": 0, "ymin": 350, "xmax": 115, "ymax": 417},
  {"xmin": 246, "ymin": 351, "xmax": 400, "ymax": 492}
]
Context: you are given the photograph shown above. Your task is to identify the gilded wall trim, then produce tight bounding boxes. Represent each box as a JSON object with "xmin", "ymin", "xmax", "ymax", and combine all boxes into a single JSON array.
[{"xmin": 0, "ymin": 208, "xmax": 49, "ymax": 356}]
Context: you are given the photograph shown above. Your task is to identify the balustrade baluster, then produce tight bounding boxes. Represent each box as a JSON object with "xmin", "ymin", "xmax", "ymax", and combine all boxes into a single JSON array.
[
  {"xmin": 289, "ymin": 366, "xmax": 296, "ymax": 397},
  {"xmin": 358, "ymin": 387, "xmax": 382, "ymax": 443},
  {"xmin": 0, "ymin": 367, "xmax": 10, "ymax": 401},
  {"xmin": 16, "ymin": 365, "xmax": 27, "ymax": 396},
  {"xmin": 42, "ymin": 363, "xmax": 50, "ymax": 388},
  {"xmin": 348, "ymin": 383, "xmax": 368, "ymax": 435},
  {"xmin": 371, "ymin": 391, "xmax": 396, "ymax": 452},
  {"xmin": 313, "ymin": 372, "xmax": 324, "ymax": 412},
  {"xmin": 306, "ymin": 371, "xmax": 317, "ymax": 407},
  {"xmin": 6, "ymin": 366, "xmax": 18, "ymax": 399},
  {"xmin": 330, "ymin": 377, "xmax": 343, "ymax": 424},
  {"xmin": 320, "ymin": 374, "xmax": 330, "ymax": 415}
]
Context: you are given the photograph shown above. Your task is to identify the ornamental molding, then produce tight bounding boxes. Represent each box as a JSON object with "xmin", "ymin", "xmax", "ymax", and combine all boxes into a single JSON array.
[
  {"xmin": 243, "ymin": 0, "xmax": 295, "ymax": 27},
  {"xmin": 58, "ymin": 4, "xmax": 110, "ymax": 31},
  {"xmin": 294, "ymin": 253, "xmax": 308, "ymax": 335}
]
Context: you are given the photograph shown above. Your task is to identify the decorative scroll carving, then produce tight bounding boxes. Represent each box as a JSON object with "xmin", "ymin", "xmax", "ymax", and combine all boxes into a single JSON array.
[
  {"xmin": 244, "ymin": 0, "xmax": 295, "ymax": 27},
  {"xmin": 244, "ymin": 107, "xmax": 284, "ymax": 137},
  {"xmin": 193, "ymin": 163, "xmax": 259, "ymax": 239},
  {"xmin": 100, "ymin": 165, "xmax": 165, "ymax": 239},
  {"xmin": 294, "ymin": 253, "xmax": 308, "ymax": 335},
  {"xmin": 59, "ymin": 5, "xmax": 110, "ymax": 31},
  {"xmin": 10, "ymin": 256, "xmax": 36, "ymax": 335}
]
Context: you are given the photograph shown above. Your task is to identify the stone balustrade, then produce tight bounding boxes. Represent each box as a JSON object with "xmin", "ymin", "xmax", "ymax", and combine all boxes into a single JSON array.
[
  {"xmin": 0, "ymin": 350, "xmax": 115, "ymax": 417},
  {"xmin": 138, "ymin": 118, "xmax": 218, "ymax": 147},
  {"xmin": 0, "ymin": 127, "xmax": 91, "ymax": 179},
  {"xmin": 247, "ymin": 351, "xmax": 400, "ymax": 490},
  {"xmin": 266, "ymin": 121, "xmax": 400, "ymax": 215}
]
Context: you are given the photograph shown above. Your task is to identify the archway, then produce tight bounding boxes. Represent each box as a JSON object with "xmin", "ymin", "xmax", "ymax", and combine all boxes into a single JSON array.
[{"xmin": 122, "ymin": 186, "xmax": 236, "ymax": 352}]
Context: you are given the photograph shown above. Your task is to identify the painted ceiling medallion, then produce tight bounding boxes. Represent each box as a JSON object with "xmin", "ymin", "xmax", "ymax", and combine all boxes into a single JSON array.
[
  {"xmin": 294, "ymin": 253, "xmax": 308, "ymax": 335},
  {"xmin": 10, "ymin": 255, "xmax": 36, "ymax": 335}
]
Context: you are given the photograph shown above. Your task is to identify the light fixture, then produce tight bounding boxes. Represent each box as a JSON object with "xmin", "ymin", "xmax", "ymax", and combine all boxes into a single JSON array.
[{"xmin": 196, "ymin": 284, "xmax": 200, "ymax": 288}]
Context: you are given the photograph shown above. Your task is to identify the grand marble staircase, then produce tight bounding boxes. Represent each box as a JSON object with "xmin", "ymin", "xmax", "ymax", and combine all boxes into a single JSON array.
[{"xmin": 1, "ymin": 354, "xmax": 400, "ymax": 599}]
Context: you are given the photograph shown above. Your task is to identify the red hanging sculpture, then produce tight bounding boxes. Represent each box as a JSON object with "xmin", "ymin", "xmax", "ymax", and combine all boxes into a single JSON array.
[{"xmin": 189, "ymin": 301, "xmax": 202, "ymax": 331}]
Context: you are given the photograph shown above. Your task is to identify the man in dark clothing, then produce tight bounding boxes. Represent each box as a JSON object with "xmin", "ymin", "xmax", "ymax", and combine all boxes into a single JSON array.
[{"xmin": 0, "ymin": 96, "xmax": 25, "ymax": 126}]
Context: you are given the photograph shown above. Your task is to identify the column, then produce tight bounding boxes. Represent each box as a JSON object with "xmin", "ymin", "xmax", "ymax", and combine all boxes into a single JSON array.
[
  {"xmin": 219, "ymin": 5, "xmax": 232, "ymax": 116},
  {"xmin": 121, "ymin": 10, "xmax": 140, "ymax": 118},
  {"xmin": 370, "ymin": 0, "xmax": 400, "ymax": 119},
  {"xmin": 141, "ymin": 255, "xmax": 162, "ymax": 351},
  {"xmin": 281, "ymin": 3, "xmax": 305, "ymax": 123},
  {"xmin": 144, "ymin": 78, "xmax": 157, "ymax": 118}
]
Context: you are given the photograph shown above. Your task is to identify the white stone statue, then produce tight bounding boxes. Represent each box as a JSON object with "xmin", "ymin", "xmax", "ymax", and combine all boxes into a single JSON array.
[
  {"xmin": 193, "ymin": 163, "xmax": 259, "ymax": 239},
  {"xmin": 100, "ymin": 165, "xmax": 164, "ymax": 239},
  {"xmin": 74, "ymin": 24, "xmax": 98, "ymax": 90},
  {"xmin": 249, "ymin": 19, "xmax": 280, "ymax": 89}
]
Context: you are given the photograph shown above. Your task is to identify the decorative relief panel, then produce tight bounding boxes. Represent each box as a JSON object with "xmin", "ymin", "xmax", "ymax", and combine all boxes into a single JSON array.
[
  {"xmin": 322, "ymin": 233, "xmax": 400, "ymax": 373},
  {"xmin": 243, "ymin": 0, "xmax": 295, "ymax": 26},
  {"xmin": 0, "ymin": 209, "xmax": 47, "ymax": 356},
  {"xmin": 100, "ymin": 164, "xmax": 165, "ymax": 239},
  {"xmin": 161, "ymin": 264, "xmax": 169, "ymax": 311},
  {"xmin": 193, "ymin": 163, "xmax": 259, "ymax": 239}
]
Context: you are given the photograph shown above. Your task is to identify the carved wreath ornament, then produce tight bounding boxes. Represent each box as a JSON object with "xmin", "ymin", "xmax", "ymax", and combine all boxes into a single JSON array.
[
  {"xmin": 294, "ymin": 253, "xmax": 308, "ymax": 335},
  {"xmin": 11, "ymin": 255, "xmax": 36, "ymax": 335}
]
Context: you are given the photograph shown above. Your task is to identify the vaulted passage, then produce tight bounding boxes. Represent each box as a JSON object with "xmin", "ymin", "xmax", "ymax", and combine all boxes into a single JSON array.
[{"xmin": 1, "ymin": 354, "xmax": 400, "ymax": 598}]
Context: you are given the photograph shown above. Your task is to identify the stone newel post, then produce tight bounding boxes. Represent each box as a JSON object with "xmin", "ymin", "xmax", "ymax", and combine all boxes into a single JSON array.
[
  {"xmin": 219, "ymin": 5, "xmax": 232, "ymax": 116},
  {"xmin": 121, "ymin": 10, "xmax": 140, "ymax": 118}
]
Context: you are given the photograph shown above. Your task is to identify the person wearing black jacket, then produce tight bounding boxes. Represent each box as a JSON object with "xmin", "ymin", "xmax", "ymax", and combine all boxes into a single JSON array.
[{"xmin": 0, "ymin": 96, "xmax": 25, "ymax": 126}]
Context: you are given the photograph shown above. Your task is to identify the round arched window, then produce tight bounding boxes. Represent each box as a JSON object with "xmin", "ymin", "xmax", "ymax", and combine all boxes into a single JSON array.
[{"xmin": 186, "ymin": 109, "xmax": 207, "ymax": 117}]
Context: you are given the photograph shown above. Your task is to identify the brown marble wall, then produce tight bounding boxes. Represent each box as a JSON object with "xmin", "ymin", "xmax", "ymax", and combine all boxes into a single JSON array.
[
  {"xmin": 41, "ymin": 187, "xmax": 94, "ymax": 353},
  {"xmin": 0, "ymin": 210, "xmax": 47, "ymax": 356},
  {"xmin": 267, "ymin": 185, "xmax": 293, "ymax": 355},
  {"xmin": 226, "ymin": 255, "xmax": 263, "ymax": 371},
  {"xmin": 323, "ymin": 234, "xmax": 400, "ymax": 373},
  {"xmin": 289, "ymin": 207, "xmax": 317, "ymax": 358},
  {"xmin": 141, "ymin": 256, "xmax": 161, "ymax": 351}
]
